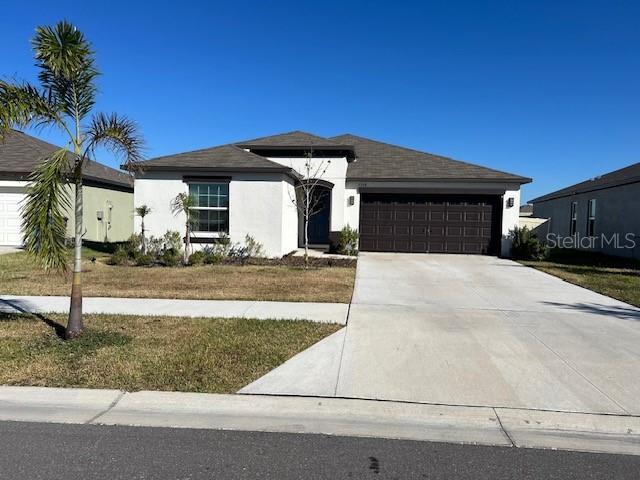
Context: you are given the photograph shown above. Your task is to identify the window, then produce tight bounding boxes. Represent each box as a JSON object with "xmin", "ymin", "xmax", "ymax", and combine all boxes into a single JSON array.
[
  {"xmin": 569, "ymin": 201, "xmax": 578, "ymax": 236},
  {"xmin": 587, "ymin": 199, "xmax": 596, "ymax": 236},
  {"xmin": 189, "ymin": 183, "xmax": 229, "ymax": 234}
]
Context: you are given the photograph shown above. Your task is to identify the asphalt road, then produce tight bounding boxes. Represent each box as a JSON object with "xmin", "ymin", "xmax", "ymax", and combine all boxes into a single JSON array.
[{"xmin": 0, "ymin": 421, "xmax": 638, "ymax": 479}]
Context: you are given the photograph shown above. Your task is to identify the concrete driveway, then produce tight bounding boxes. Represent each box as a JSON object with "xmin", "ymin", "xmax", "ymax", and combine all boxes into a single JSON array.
[{"xmin": 336, "ymin": 253, "xmax": 640, "ymax": 415}]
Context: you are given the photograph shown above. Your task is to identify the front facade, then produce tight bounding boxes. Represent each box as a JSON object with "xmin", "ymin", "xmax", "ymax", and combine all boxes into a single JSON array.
[
  {"xmin": 0, "ymin": 130, "xmax": 134, "ymax": 246},
  {"xmin": 135, "ymin": 131, "xmax": 531, "ymax": 257},
  {"xmin": 531, "ymin": 162, "xmax": 640, "ymax": 259}
]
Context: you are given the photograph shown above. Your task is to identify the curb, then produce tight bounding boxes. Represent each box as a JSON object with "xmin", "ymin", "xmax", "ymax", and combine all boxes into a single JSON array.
[{"xmin": 1, "ymin": 386, "xmax": 638, "ymax": 455}]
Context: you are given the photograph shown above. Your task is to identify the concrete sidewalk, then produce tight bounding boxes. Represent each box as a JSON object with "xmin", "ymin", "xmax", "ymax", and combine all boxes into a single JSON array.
[
  {"xmin": 0, "ymin": 295, "xmax": 348, "ymax": 324},
  {"xmin": 1, "ymin": 386, "xmax": 639, "ymax": 456}
]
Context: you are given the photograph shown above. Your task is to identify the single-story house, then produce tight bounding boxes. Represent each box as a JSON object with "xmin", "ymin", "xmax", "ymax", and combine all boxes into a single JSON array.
[
  {"xmin": 0, "ymin": 130, "xmax": 134, "ymax": 246},
  {"xmin": 134, "ymin": 131, "xmax": 531, "ymax": 257},
  {"xmin": 531, "ymin": 162, "xmax": 640, "ymax": 259}
]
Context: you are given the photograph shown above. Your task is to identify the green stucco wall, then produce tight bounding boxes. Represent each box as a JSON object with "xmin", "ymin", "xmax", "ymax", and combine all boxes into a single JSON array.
[{"xmin": 64, "ymin": 184, "xmax": 134, "ymax": 242}]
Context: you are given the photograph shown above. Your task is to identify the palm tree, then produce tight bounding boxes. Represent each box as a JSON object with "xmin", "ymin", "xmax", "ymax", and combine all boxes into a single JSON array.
[
  {"xmin": 0, "ymin": 21, "xmax": 143, "ymax": 339},
  {"xmin": 135, "ymin": 205, "xmax": 152, "ymax": 253},
  {"xmin": 170, "ymin": 193, "xmax": 195, "ymax": 264}
]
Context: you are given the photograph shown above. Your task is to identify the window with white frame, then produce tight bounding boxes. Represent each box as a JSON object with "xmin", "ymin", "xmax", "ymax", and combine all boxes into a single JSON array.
[
  {"xmin": 569, "ymin": 201, "xmax": 578, "ymax": 236},
  {"xmin": 189, "ymin": 183, "xmax": 229, "ymax": 234},
  {"xmin": 587, "ymin": 199, "xmax": 596, "ymax": 236}
]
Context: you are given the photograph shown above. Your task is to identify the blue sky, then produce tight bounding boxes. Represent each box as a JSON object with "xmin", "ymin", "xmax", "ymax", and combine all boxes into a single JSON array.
[{"xmin": 2, "ymin": 0, "xmax": 638, "ymax": 201}]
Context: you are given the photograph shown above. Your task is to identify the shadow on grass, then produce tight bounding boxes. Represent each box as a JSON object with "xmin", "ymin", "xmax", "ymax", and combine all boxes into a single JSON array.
[{"xmin": 0, "ymin": 299, "xmax": 66, "ymax": 339}]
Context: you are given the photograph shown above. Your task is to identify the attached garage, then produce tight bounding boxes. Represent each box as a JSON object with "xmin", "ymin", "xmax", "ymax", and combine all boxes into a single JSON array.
[
  {"xmin": 359, "ymin": 193, "xmax": 501, "ymax": 255},
  {"xmin": 0, "ymin": 187, "xmax": 25, "ymax": 246}
]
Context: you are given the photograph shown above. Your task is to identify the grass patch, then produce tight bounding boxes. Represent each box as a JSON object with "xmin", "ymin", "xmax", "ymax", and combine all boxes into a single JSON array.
[
  {"xmin": 521, "ymin": 250, "xmax": 640, "ymax": 307},
  {"xmin": 0, "ymin": 313, "xmax": 341, "ymax": 393},
  {"xmin": 0, "ymin": 251, "xmax": 356, "ymax": 303}
]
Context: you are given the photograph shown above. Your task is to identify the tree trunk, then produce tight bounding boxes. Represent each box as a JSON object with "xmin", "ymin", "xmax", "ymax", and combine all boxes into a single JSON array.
[
  {"xmin": 184, "ymin": 222, "xmax": 190, "ymax": 264},
  {"xmin": 304, "ymin": 189, "xmax": 310, "ymax": 269},
  {"xmin": 141, "ymin": 218, "xmax": 146, "ymax": 254},
  {"xmin": 66, "ymin": 171, "xmax": 84, "ymax": 339}
]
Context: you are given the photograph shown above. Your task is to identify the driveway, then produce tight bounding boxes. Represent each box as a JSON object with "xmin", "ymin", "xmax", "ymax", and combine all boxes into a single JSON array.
[
  {"xmin": 242, "ymin": 253, "xmax": 640, "ymax": 415},
  {"xmin": 336, "ymin": 253, "xmax": 640, "ymax": 414}
]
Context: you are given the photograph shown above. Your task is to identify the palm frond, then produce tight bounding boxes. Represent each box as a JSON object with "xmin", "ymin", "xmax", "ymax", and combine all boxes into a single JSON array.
[
  {"xmin": 84, "ymin": 112, "xmax": 144, "ymax": 170},
  {"xmin": 21, "ymin": 148, "xmax": 72, "ymax": 271},
  {"xmin": 135, "ymin": 205, "xmax": 151, "ymax": 217},
  {"xmin": 33, "ymin": 21, "xmax": 98, "ymax": 121},
  {"xmin": 0, "ymin": 81, "xmax": 63, "ymax": 139}
]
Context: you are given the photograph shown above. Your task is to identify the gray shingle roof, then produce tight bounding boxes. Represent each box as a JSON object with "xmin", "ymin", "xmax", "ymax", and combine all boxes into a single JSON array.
[
  {"xmin": 0, "ymin": 130, "xmax": 133, "ymax": 190},
  {"xmin": 236, "ymin": 130, "xmax": 352, "ymax": 149},
  {"xmin": 530, "ymin": 162, "xmax": 640, "ymax": 203},
  {"xmin": 332, "ymin": 134, "xmax": 531, "ymax": 183},
  {"xmin": 138, "ymin": 143, "xmax": 299, "ymax": 177}
]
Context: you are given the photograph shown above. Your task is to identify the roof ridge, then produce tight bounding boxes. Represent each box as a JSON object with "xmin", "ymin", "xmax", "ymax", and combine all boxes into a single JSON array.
[{"xmin": 334, "ymin": 133, "xmax": 530, "ymax": 180}]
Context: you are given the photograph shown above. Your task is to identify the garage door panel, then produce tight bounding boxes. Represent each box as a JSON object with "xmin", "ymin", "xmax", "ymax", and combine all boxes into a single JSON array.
[
  {"xmin": 0, "ymin": 192, "xmax": 26, "ymax": 246},
  {"xmin": 359, "ymin": 193, "xmax": 500, "ymax": 255}
]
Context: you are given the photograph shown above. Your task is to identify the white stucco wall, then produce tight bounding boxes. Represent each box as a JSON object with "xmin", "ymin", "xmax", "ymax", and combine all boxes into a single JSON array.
[
  {"xmin": 134, "ymin": 171, "xmax": 297, "ymax": 257},
  {"xmin": 265, "ymin": 156, "xmax": 349, "ymax": 232},
  {"xmin": 501, "ymin": 189, "xmax": 521, "ymax": 256}
]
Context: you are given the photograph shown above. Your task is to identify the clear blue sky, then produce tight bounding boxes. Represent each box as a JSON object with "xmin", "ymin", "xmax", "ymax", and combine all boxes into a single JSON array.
[{"xmin": 2, "ymin": 0, "xmax": 638, "ymax": 201}]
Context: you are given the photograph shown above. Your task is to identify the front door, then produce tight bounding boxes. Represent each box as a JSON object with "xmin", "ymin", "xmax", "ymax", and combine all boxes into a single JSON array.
[{"xmin": 307, "ymin": 188, "xmax": 331, "ymax": 244}]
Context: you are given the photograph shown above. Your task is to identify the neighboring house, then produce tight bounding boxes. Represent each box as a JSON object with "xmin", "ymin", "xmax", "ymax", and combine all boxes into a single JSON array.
[
  {"xmin": 134, "ymin": 131, "xmax": 531, "ymax": 257},
  {"xmin": 531, "ymin": 162, "xmax": 640, "ymax": 259},
  {"xmin": 519, "ymin": 203, "xmax": 549, "ymax": 233},
  {"xmin": 0, "ymin": 130, "xmax": 134, "ymax": 246}
]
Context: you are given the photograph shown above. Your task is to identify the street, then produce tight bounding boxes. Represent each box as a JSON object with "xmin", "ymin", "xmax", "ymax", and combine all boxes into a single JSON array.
[{"xmin": 0, "ymin": 421, "xmax": 638, "ymax": 479}]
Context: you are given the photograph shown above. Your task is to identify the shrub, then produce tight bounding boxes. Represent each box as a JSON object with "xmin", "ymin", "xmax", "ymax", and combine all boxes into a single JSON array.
[
  {"xmin": 203, "ymin": 252, "xmax": 223, "ymax": 265},
  {"xmin": 229, "ymin": 244, "xmax": 249, "ymax": 263},
  {"xmin": 146, "ymin": 236, "xmax": 164, "ymax": 258},
  {"xmin": 163, "ymin": 230, "xmax": 183, "ymax": 252},
  {"xmin": 337, "ymin": 225, "xmax": 359, "ymax": 256},
  {"xmin": 110, "ymin": 247, "xmax": 129, "ymax": 265},
  {"xmin": 135, "ymin": 253, "xmax": 153, "ymax": 266},
  {"xmin": 188, "ymin": 250, "xmax": 205, "ymax": 266},
  {"xmin": 162, "ymin": 248, "xmax": 182, "ymax": 267},
  {"xmin": 123, "ymin": 234, "xmax": 143, "ymax": 258},
  {"xmin": 509, "ymin": 226, "xmax": 546, "ymax": 260},
  {"xmin": 244, "ymin": 234, "xmax": 265, "ymax": 258}
]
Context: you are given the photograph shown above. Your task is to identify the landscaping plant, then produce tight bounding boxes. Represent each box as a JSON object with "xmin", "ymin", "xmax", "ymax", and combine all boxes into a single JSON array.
[
  {"xmin": 170, "ymin": 193, "xmax": 196, "ymax": 264},
  {"xmin": 135, "ymin": 205, "xmax": 152, "ymax": 253},
  {"xmin": 337, "ymin": 225, "xmax": 359, "ymax": 256},
  {"xmin": 509, "ymin": 226, "xmax": 546, "ymax": 260},
  {"xmin": 0, "ymin": 21, "xmax": 143, "ymax": 338}
]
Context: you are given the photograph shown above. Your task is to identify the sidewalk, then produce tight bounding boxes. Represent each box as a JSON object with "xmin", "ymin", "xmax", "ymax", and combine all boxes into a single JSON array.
[
  {"xmin": 0, "ymin": 295, "xmax": 348, "ymax": 324},
  {"xmin": 0, "ymin": 386, "xmax": 639, "ymax": 456}
]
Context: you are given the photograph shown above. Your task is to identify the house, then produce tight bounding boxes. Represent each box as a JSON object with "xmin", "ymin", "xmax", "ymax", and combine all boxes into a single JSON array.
[
  {"xmin": 530, "ymin": 162, "xmax": 640, "ymax": 259},
  {"xmin": 519, "ymin": 203, "xmax": 549, "ymax": 234},
  {"xmin": 134, "ymin": 131, "xmax": 531, "ymax": 257},
  {"xmin": 0, "ymin": 130, "xmax": 134, "ymax": 246}
]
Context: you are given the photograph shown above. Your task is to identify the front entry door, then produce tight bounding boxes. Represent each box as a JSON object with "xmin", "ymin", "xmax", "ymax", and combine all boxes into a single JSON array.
[{"xmin": 307, "ymin": 188, "xmax": 331, "ymax": 244}]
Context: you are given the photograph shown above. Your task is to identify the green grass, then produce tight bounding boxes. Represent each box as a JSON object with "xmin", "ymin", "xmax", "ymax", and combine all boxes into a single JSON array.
[
  {"xmin": 521, "ymin": 250, "xmax": 640, "ymax": 307},
  {"xmin": 0, "ymin": 313, "xmax": 341, "ymax": 393}
]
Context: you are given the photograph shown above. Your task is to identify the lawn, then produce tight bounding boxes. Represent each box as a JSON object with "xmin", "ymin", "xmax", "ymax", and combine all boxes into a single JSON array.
[
  {"xmin": 0, "ymin": 312, "xmax": 341, "ymax": 393},
  {"xmin": 0, "ymin": 250, "xmax": 356, "ymax": 303},
  {"xmin": 521, "ymin": 250, "xmax": 640, "ymax": 307}
]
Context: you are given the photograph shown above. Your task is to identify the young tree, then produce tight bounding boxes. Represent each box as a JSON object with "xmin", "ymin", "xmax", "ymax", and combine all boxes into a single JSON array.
[
  {"xmin": 170, "ymin": 193, "xmax": 196, "ymax": 264},
  {"xmin": 0, "ymin": 21, "xmax": 143, "ymax": 339},
  {"xmin": 289, "ymin": 149, "xmax": 331, "ymax": 268},
  {"xmin": 135, "ymin": 205, "xmax": 152, "ymax": 254}
]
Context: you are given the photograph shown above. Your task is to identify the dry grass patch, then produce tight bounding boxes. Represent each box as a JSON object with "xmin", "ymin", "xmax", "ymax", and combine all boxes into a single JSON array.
[
  {"xmin": 0, "ymin": 252, "xmax": 355, "ymax": 303},
  {"xmin": 0, "ymin": 313, "xmax": 341, "ymax": 393}
]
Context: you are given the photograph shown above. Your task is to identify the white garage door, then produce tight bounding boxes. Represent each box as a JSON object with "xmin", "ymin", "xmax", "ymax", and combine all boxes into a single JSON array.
[{"xmin": 0, "ymin": 190, "xmax": 26, "ymax": 246}]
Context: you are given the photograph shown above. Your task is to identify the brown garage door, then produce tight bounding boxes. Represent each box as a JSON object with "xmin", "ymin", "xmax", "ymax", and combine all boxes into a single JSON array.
[{"xmin": 359, "ymin": 193, "xmax": 501, "ymax": 254}]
